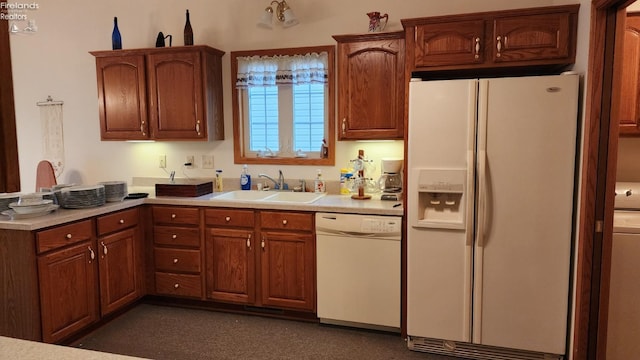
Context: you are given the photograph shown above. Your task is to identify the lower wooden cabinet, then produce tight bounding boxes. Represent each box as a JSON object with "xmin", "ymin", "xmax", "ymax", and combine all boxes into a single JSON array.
[
  {"xmin": 204, "ymin": 208, "xmax": 316, "ymax": 312},
  {"xmin": 37, "ymin": 240, "xmax": 99, "ymax": 343},
  {"xmin": 37, "ymin": 208, "xmax": 143, "ymax": 343},
  {"xmin": 152, "ymin": 205, "xmax": 204, "ymax": 298}
]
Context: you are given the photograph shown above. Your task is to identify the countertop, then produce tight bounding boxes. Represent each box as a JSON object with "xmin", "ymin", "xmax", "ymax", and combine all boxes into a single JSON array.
[
  {"xmin": 0, "ymin": 336, "xmax": 146, "ymax": 359},
  {"xmin": 0, "ymin": 188, "xmax": 403, "ymax": 231}
]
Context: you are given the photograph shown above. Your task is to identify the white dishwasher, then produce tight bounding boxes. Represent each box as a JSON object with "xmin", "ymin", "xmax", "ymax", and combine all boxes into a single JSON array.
[{"xmin": 315, "ymin": 212, "xmax": 401, "ymax": 332}]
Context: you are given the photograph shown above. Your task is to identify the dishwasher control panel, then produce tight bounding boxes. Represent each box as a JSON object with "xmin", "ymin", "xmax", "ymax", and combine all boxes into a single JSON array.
[{"xmin": 361, "ymin": 217, "xmax": 401, "ymax": 233}]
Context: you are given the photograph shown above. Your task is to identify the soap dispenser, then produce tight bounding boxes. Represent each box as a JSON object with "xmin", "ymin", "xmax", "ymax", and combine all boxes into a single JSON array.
[
  {"xmin": 314, "ymin": 169, "xmax": 326, "ymax": 193},
  {"xmin": 240, "ymin": 165, "xmax": 251, "ymax": 190}
]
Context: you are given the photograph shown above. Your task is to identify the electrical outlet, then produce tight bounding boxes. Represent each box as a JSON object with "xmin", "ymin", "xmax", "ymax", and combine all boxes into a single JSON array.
[
  {"xmin": 185, "ymin": 155, "xmax": 195, "ymax": 168},
  {"xmin": 159, "ymin": 154, "xmax": 166, "ymax": 168},
  {"xmin": 202, "ymin": 155, "xmax": 214, "ymax": 169}
]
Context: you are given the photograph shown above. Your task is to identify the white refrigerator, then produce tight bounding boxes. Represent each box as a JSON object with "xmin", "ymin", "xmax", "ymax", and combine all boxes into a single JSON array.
[{"xmin": 406, "ymin": 74, "xmax": 578, "ymax": 359}]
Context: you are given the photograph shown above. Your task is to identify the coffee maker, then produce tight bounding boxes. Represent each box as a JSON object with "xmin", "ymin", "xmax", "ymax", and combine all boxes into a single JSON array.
[{"xmin": 379, "ymin": 158, "xmax": 403, "ymax": 201}]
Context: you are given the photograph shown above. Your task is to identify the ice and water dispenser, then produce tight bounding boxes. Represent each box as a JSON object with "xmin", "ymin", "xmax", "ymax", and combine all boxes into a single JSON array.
[{"xmin": 412, "ymin": 168, "xmax": 467, "ymax": 230}]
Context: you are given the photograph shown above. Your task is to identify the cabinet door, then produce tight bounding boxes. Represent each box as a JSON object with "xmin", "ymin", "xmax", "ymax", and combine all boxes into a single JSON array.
[
  {"xmin": 205, "ymin": 228, "xmax": 255, "ymax": 304},
  {"xmin": 492, "ymin": 12, "xmax": 572, "ymax": 64},
  {"xmin": 94, "ymin": 55, "xmax": 148, "ymax": 140},
  {"xmin": 414, "ymin": 20, "xmax": 485, "ymax": 68},
  {"xmin": 38, "ymin": 241, "xmax": 98, "ymax": 343},
  {"xmin": 98, "ymin": 228, "xmax": 139, "ymax": 316},
  {"xmin": 260, "ymin": 231, "xmax": 315, "ymax": 311},
  {"xmin": 147, "ymin": 50, "xmax": 206, "ymax": 140},
  {"xmin": 619, "ymin": 14, "xmax": 640, "ymax": 135},
  {"xmin": 336, "ymin": 32, "xmax": 405, "ymax": 140}
]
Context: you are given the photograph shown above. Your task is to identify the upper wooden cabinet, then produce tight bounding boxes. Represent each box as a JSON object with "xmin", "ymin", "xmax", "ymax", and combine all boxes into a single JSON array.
[
  {"xmin": 402, "ymin": 5, "xmax": 579, "ymax": 72},
  {"xmin": 333, "ymin": 31, "xmax": 405, "ymax": 140},
  {"xmin": 91, "ymin": 45, "xmax": 224, "ymax": 141},
  {"xmin": 617, "ymin": 13, "xmax": 640, "ymax": 136}
]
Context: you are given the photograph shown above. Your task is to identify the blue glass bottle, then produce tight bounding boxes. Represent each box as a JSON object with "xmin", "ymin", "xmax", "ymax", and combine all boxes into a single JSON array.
[{"xmin": 112, "ymin": 17, "xmax": 122, "ymax": 50}]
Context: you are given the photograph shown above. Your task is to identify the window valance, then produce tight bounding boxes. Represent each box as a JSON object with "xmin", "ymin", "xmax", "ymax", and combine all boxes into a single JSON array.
[{"xmin": 236, "ymin": 52, "xmax": 328, "ymax": 88}]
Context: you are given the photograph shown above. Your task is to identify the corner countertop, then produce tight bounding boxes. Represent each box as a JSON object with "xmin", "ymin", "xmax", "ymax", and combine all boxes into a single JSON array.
[
  {"xmin": 0, "ymin": 188, "xmax": 403, "ymax": 231},
  {"xmin": 0, "ymin": 336, "xmax": 146, "ymax": 359}
]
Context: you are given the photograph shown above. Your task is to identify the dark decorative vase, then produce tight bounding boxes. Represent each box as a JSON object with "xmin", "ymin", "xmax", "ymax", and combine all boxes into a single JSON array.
[
  {"xmin": 184, "ymin": 10, "xmax": 193, "ymax": 46},
  {"xmin": 112, "ymin": 17, "xmax": 122, "ymax": 50},
  {"xmin": 156, "ymin": 32, "xmax": 165, "ymax": 47}
]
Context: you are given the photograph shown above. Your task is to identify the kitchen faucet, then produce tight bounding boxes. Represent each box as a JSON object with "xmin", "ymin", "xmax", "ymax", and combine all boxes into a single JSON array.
[{"xmin": 258, "ymin": 170, "xmax": 286, "ymax": 190}]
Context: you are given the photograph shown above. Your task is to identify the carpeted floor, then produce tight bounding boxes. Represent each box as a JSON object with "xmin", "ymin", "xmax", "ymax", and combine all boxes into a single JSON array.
[{"xmin": 70, "ymin": 303, "xmax": 466, "ymax": 360}]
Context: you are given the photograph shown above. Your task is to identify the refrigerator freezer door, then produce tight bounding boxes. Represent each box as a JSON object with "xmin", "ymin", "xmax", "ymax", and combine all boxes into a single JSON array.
[
  {"xmin": 407, "ymin": 79, "xmax": 477, "ymax": 342},
  {"xmin": 473, "ymin": 75, "xmax": 578, "ymax": 354}
]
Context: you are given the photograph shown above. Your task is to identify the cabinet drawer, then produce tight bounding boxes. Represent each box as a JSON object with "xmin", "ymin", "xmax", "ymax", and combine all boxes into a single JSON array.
[
  {"xmin": 153, "ymin": 206, "xmax": 200, "ymax": 226},
  {"xmin": 154, "ymin": 248, "xmax": 201, "ymax": 273},
  {"xmin": 96, "ymin": 208, "xmax": 139, "ymax": 236},
  {"xmin": 155, "ymin": 272, "xmax": 202, "ymax": 298},
  {"xmin": 37, "ymin": 220, "xmax": 94, "ymax": 253},
  {"xmin": 154, "ymin": 226, "xmax": 200, "ymax": 247},
  {"xmin": 205, "ymin": 208, "xmax": 254, "ymax": 227},
  {"xmin": 260, "ymin": 211, "xmax": 313, "ymax": 231}
]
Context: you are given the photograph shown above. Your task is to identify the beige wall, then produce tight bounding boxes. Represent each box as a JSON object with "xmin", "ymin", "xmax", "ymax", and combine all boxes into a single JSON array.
[{"xmin": 8, "ymin": 0, "xmax": 589, "ymax": 190}]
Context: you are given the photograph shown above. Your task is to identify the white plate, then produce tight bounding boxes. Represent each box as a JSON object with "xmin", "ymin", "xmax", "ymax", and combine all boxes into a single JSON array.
[
  {"xmin": 2, "ymin": 205, "xmax": 59, "ymax": 219},
  {"xmin": 9, "ymin": 200, "xmax": 54, "ymax": 214}
]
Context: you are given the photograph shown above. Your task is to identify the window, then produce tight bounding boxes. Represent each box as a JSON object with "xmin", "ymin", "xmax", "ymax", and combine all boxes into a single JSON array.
[{"xmin": 231, "ymin": 46, "xmax": 335, "ymax": 165}]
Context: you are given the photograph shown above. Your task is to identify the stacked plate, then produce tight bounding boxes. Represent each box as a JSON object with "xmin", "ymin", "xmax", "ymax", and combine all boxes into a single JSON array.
[
  {"xmin": 59, "ymin": 185, "xmax": 106, "ymax": 209},
  {"xmin": 0, "ymin": 192, "xmax": 20, "ymax": 212},
  {"xmin": 98, "ymin": 181, "xmax": 128, "ymax": 202}
]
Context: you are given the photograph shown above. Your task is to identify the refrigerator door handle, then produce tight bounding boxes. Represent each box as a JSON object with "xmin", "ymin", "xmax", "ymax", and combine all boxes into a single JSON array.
[{"xmin": 477, "ymin": 149, "xmax": 487, "ymax": 247}]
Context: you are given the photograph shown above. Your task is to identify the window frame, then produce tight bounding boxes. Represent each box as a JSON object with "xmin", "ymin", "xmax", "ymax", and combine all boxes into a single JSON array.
[{"xmin": 231, "ymin": 45, "xmax": 335, "ymax": 166}]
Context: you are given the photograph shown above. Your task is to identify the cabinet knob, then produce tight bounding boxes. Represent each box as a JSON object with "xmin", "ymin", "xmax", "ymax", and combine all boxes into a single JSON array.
[
  {"xmin": 172, "ymin": 234, "xmax": 178, "ymax": 239},
  {"xmin": 282, "ymin": 219, "xmax": 288, "ymax": 225},
  {"xmin": 225, "ymin": 216, "xmax": 231, "ymax": 222},
  {"xmin": 171, "ymin": 213, "xmax": 177, "ymax": 219},
  {"xmin": 101, "ymin": 241, "xmax": 108, "ymax": 255},
  {"xmin": 496, "ymin": 36, "xmax": 502, "ymax": 57},
  {"xmin": 66, "ymin": 233, "xmax": 72, "ymax": 239},
  {"xmin": 342, "ymin": 118, "xmax": 347, "ymax": 135},
  {"xmin": 88, "ymin": 246, "xmax": 95, "ymax": 262},
  {"xmin": 119, "ymin": 219, "xmax": 125, "ymax": 224},
  {"xmin": 173, "ymin": 258, "xmax": 179, "ymax": 264},
  {"xmin": 474, "ymin": 37, "xmax": 480, "ymax": 59},
  {"xmin": 247, "ymin": 233, "xmax": 252, "ymax": 248},
  {"xmin": 196, "ymin": 120, "xmax": 201, "ymax": 135},
  {"xmin": 174, "ymin": 283, "xmax": 180, "ymax": 289}
]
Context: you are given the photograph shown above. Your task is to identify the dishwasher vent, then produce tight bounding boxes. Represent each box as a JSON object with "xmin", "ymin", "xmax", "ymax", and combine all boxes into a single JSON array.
[{"xmin": 407, "ymin": 336, "xmax": 563, "ymax": 360}]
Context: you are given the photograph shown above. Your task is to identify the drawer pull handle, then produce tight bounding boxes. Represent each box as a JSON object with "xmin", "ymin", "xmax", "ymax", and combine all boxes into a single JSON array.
[
  {"xmin": 101, "ymin": 241, "xmax": 108, "ymax": 255},
  {"xmin": 173, "ymin": 258, "xmax": 179, "ymax": 264},
  {"xmin": 171, "ymin": 213, "xmax": 177, "ymax": 219},
  {"xmin": 474, "ymin": 37, "xmax": 480, "ymax": 59},
  {"xmin": 174, "ymin": 283, "xmax": 180, "ymax": 289},
  {"xmin": 88, "ymin": 246, "xmax": 95, "ymax": 261},
  {"xmin": 66, "ymin": 233, "xmax": 72, "ymax": 239},
  {"xmin": 342, "ymin": 118, "xmax": 347, "ymax": 135},
  {"xmin": 261, "ymin": 237, "xmax": 265, "ymax": 249},
  {"xmin": 172, "ymin": 234, "xmax": 178, "ymax": 239},
  {"xmin": 247, "ymin": 233, "xmax": 251, "ymax": 248},
  {"xmin": 282, "ymin": 219, "xmax": 288, "ymax": 225},
  {"xmin": 119, "ymin": 219, "xmax": 125, "ymax": 224},
  {"xmin": 225, "ymin": 216, "xmax": 231, "ymax": 222},
  {"xmin": 496, "ymin": 36, "xmax": 502, "ymax": 57}
]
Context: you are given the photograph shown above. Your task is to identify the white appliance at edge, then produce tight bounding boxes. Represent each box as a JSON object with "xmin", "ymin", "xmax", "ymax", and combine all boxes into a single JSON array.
[{"xmin": 406, "ymin": 74, "xmax": 579, "ymax": 360}]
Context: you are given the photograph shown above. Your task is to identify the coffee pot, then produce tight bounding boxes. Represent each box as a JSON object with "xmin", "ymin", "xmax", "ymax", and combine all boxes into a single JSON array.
[
  {"xmin": 367, "ymin": 11, "xmax": 389, "ymax": 32},
  {"xmin": 379, "ymin": 172, "xmax": 402, "ymax": 193}
]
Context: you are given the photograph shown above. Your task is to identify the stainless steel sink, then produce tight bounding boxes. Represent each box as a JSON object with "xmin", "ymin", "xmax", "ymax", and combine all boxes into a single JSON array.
[{"xmin": 211, "ymin": 190, "xmax": 325, "ymax": 204}]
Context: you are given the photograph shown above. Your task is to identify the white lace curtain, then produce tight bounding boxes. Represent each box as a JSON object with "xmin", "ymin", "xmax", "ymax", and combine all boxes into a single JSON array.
[{"xmin": 236, "ymin": 52, "xmax": 328, "ymax": 88}]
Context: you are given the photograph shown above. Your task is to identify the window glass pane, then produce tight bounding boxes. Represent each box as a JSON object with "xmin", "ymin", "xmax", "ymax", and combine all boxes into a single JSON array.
[
  {"xmin": 248, "ymin": 86, "xmax": 279, "ymax": 152},
  {"xmin": 293, "ymin": 83, "xmax": 325, "ymax": 152}
]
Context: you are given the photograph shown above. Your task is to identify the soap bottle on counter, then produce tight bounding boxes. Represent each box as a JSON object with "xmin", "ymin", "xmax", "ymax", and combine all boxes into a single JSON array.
[
  {"xmin": 314, "ymin": 169, "xmax": 326, "ymax": 193},
  {"xmin": 215, "ymin": 169, "xmax": 223, "ymax": 192},
  {"xmin": 240, "ymin": 164, "xmax": 251, "ymax": 190}
]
